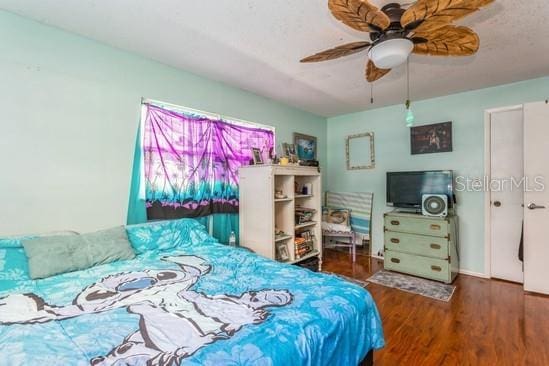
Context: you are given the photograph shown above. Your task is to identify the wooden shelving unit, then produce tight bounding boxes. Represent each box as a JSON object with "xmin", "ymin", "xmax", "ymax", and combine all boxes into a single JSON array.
[{"xmin": 239, "ymin": 165, "xmax": 322, "ymax": 270}]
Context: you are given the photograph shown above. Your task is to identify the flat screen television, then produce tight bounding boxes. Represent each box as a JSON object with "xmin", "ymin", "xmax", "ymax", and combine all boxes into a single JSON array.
[{"xmin": 386, "ymin": 170, "xmax": 454, "ymax": 208}]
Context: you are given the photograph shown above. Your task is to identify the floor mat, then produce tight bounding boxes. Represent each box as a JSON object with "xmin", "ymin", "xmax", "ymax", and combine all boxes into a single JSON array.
[{"xmin": 367, "ymin": 270, "xmax": 456, "ymax": 302}]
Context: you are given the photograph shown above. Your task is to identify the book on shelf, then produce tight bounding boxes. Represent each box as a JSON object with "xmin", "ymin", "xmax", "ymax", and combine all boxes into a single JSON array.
[
  {"xmin": 294, "ymin": 228, "xmax": 315, "ymax": 258},
  {"xmin": 295, "ymin": 242, "xmax": 313, "ymax": 252},
  {"xmin": 295, "ymin": 247, "xmax": 313, "ymax": 259},
  {"xmin": 296, "ymin": 248, "xmax": 311, "ymax": 254},
  {"xmin": 295, "ymin": 206, "xmax": 316, "ymax": 224}
]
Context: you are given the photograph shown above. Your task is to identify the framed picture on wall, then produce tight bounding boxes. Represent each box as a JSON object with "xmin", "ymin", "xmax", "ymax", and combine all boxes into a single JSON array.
[
  {"xmin": 293, "ymin": 133, "xmax": 317, "ymax": 161},
  {"xmin": 410, "ymin": 121, "xmax": 453, "ymax": 155}
]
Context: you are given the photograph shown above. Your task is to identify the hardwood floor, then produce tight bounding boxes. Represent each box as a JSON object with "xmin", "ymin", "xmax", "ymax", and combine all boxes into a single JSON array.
[{"xmin": 322, "ymin": 249, "xmax": 549, "ymax": 366}]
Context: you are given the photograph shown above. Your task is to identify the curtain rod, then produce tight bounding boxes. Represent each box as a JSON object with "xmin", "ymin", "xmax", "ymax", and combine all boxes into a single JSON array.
[{"xmin": 142, "ymin": 98, "xmax": 275, "ymax": 132}]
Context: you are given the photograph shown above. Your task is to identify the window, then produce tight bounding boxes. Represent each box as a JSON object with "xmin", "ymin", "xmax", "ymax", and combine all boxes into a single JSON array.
[{"xmin": 139, "ymin": 100, "xmax": 275, "ymax": 220}]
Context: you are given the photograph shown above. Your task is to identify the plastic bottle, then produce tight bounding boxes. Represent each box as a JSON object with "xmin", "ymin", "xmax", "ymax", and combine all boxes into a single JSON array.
[{"xmin": 229, "ymin": 231, "xmax": 236, "ymax": 247}]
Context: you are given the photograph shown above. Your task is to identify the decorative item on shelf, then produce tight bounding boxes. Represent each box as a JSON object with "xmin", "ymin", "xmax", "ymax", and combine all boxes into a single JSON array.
[
  {"xmin": 302, "ymin": 183, "xmax": 313, "ymax": 196},
  {"xmin": 279, "ymin": 156, "xmax": 289, "ymax": 166},
  {"xmin": 293, "ymin": 133, "xmax": 317, "ymax": 161},
  {"xmin": 410, "ymin": 122, "xmax": 453, "ymax": 155},
  {"xmin": 275, "ymin": 228, "xmax": 290, "ymax": 241},
  {"xmin": 282, "ymin": 143, "xmax": 298, "ymax": 164},
  {"xmin": 298, "ymin": 159, "xmax": 319, "ymax": 167},
  {"xmin": 251, "ymin": 148, "xmax": 264, "ymax": 165},
  {"xmin": 276, "ymin": 242, "xmax": 290, "ymax": 261},
  {"xmin": 275, "ymin": 189, "xmax": 287, "ymax": 200},
  {"xmin": 346, "ymin": 132, "xmax": 375, "ymax": 170}
]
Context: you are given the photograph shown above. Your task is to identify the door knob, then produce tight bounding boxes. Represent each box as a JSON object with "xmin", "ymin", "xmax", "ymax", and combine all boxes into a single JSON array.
[
  {"xmin": 527, "ymin": 203, "xmax": 546, "ymax": 210},
  {"xmin": 493, "ymin": 201, "xmax": 501, "ymax": 207}
]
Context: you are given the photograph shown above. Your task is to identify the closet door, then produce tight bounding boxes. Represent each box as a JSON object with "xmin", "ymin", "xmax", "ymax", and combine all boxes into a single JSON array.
[
  {"xmin": 489, "ymin": 108, "xmax": 524, "ymax": 283},
  {"xmin": 523, "ymin": 101, "xmax": 549, "ymax": 295}
]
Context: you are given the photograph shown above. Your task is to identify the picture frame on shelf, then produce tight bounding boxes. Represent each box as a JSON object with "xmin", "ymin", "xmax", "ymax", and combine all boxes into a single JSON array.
[
  {"xmin": 282, "ymin": 143, "xmax": 298, "ymax": 163},
  {"xmin": 276, "ymin": 242, "xmax": 290, "ymax": 261},
  {"xmin": 251, "ymin": 147, "xmax": 264, "ymax": 164},
  {"xmin": 293, "ymin": 133, "xmax": 317, "ymax": 161}
]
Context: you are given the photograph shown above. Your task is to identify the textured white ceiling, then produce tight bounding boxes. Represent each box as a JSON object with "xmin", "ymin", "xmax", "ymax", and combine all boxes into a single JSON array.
[{"xmin": 1, "ymin": 0, "xmax": 548, "ymax": 117}]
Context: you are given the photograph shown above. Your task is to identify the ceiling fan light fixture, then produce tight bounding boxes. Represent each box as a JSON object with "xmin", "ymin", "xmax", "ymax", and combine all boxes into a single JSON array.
[{"xmin": 368, "ymin": 38, "xmax": 414, "ymax": 69}]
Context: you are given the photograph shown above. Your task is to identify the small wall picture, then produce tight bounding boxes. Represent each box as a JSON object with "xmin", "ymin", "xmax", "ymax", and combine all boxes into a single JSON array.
[
  {"xmin": 276, "ymin": 242, "xmax": 290, "ymax": 261},
  {"xmin": 252, "ymin": 148, "xmax": 264, "ymax": 164},
  {"xmin": 411, "ymin": 122, "xmax": 452, "ymax": 155},
  {"xmin": 293, "ymin": 133, "xmax": 317, "ymax": 161}
]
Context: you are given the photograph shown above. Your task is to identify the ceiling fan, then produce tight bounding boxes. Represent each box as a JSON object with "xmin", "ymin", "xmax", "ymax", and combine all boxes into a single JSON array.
[{"xmin": 301, "ymin": 0, "xmax": 494, "ymax": 82}]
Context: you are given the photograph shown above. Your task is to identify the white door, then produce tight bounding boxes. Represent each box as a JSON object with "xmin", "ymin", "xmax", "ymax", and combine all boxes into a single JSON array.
[
  {"xmin": 523, "ymin": 101, "xmax": 549, "ymax": 295},
  {"xmin": 490, "ymin": 108, "xmax": 524, "ymax": 283}
]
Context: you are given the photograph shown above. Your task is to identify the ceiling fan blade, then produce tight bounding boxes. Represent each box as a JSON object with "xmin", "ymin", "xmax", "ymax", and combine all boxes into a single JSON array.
[
  {"xmin": 402, "ymin": 0, "xmax": 494, "ymax": 34},
  {"xmin": 412, "ymin": 25, "xmax": 479, "ymax": 56},
  {"xmin": 300, "ymin": 42, "xmax": 371, "ymax": 63},
  {"xmin": 328, "ymin": 0, "xmax": 391, "ymax": 32},
  {"xmin": 366, "ymin": 60, "xmax": 391, "ymax": 82}
]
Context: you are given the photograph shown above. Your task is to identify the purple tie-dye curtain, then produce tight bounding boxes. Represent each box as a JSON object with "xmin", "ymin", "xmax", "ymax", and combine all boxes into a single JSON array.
[{"xmin": 142, "ymin": 104, "xmax": 274, "ymax": 219}]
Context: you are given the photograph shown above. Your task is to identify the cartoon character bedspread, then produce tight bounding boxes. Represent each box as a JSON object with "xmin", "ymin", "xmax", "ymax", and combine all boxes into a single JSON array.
[{"xmin": 0, "ymin": 220, "xmax": 384, "ymax": 366}]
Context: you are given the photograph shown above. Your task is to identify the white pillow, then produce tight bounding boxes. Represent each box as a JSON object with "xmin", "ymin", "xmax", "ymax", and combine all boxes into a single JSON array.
[{"xmin": 321, "ymin": 222, "xmax": 352, "ymax": 232}]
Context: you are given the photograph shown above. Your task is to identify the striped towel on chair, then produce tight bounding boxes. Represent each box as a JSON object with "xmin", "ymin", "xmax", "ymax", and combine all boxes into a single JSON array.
[{"xmin": 326, "ymin": 192, "xmax": 373, "ymax": 242}]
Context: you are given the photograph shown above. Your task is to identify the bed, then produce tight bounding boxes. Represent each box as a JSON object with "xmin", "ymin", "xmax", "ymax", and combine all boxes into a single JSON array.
[{"xmin": 0, "ymin": 219, "xmax": 384, "ymax": 365}]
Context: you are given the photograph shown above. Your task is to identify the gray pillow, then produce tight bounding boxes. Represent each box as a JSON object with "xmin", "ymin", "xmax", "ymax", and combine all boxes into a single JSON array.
[{"xmin": 22, "ymin": 226, "xmax": 135, "ymax": 279}]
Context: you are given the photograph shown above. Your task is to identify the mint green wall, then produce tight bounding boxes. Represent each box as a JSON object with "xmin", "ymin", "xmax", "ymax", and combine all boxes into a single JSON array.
[
  {"xmin": 0, "ymin": 11, "xmax": 326, "ymax": 235},
  {"xmin": 3, "ymin": 10, "xmax": 548, "ymax": 274},
  {"xmin": 327, "ymin": 77, "xmax": 549, "ymax": 274}
]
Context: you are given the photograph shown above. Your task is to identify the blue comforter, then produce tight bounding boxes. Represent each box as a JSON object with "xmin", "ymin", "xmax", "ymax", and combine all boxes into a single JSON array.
[{"xmin": 0, "ymin": 219, "xmax": 384, "ymax": 366}]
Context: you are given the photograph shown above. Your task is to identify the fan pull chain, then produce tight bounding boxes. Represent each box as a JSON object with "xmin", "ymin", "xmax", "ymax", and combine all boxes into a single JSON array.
[
  {"xmin": 405, "ymin": 57, "xmax": 415, "ymax": 127},
  {"xmin": 406, "ymin": 57, "xmax": 410, "ymax": 105},
  {"xmin": 370, "ymin": 83, "xmax": 374, "ymax": 104}
]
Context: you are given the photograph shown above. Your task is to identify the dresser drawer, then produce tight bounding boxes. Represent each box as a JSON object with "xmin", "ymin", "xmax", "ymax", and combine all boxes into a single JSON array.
[
  {"xmin": 384, "ymin": 250, "xmax": 450, "ymax": 283},
  {"xmin": 384, "ymin": 215, "xmax": 449, "ymax": 238},
  {"xmin": 384, "ymin": 232, "xmax": 449, "ymax": 259}
]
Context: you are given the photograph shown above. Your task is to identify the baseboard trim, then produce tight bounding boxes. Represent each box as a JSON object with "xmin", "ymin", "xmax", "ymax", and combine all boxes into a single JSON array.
[
  {"xmin": 372, "ymin": 255, "xmax": 384, "ymax": 261},
  {"xmin": 459, "ymin": 269, "xmax": 490, "ymax": 279}
]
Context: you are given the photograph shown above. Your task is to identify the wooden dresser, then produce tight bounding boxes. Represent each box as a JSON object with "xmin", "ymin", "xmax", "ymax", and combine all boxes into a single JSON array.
[{"xmin": 383, "ymin": 212, "xmax": 459, "ymax": 283}]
